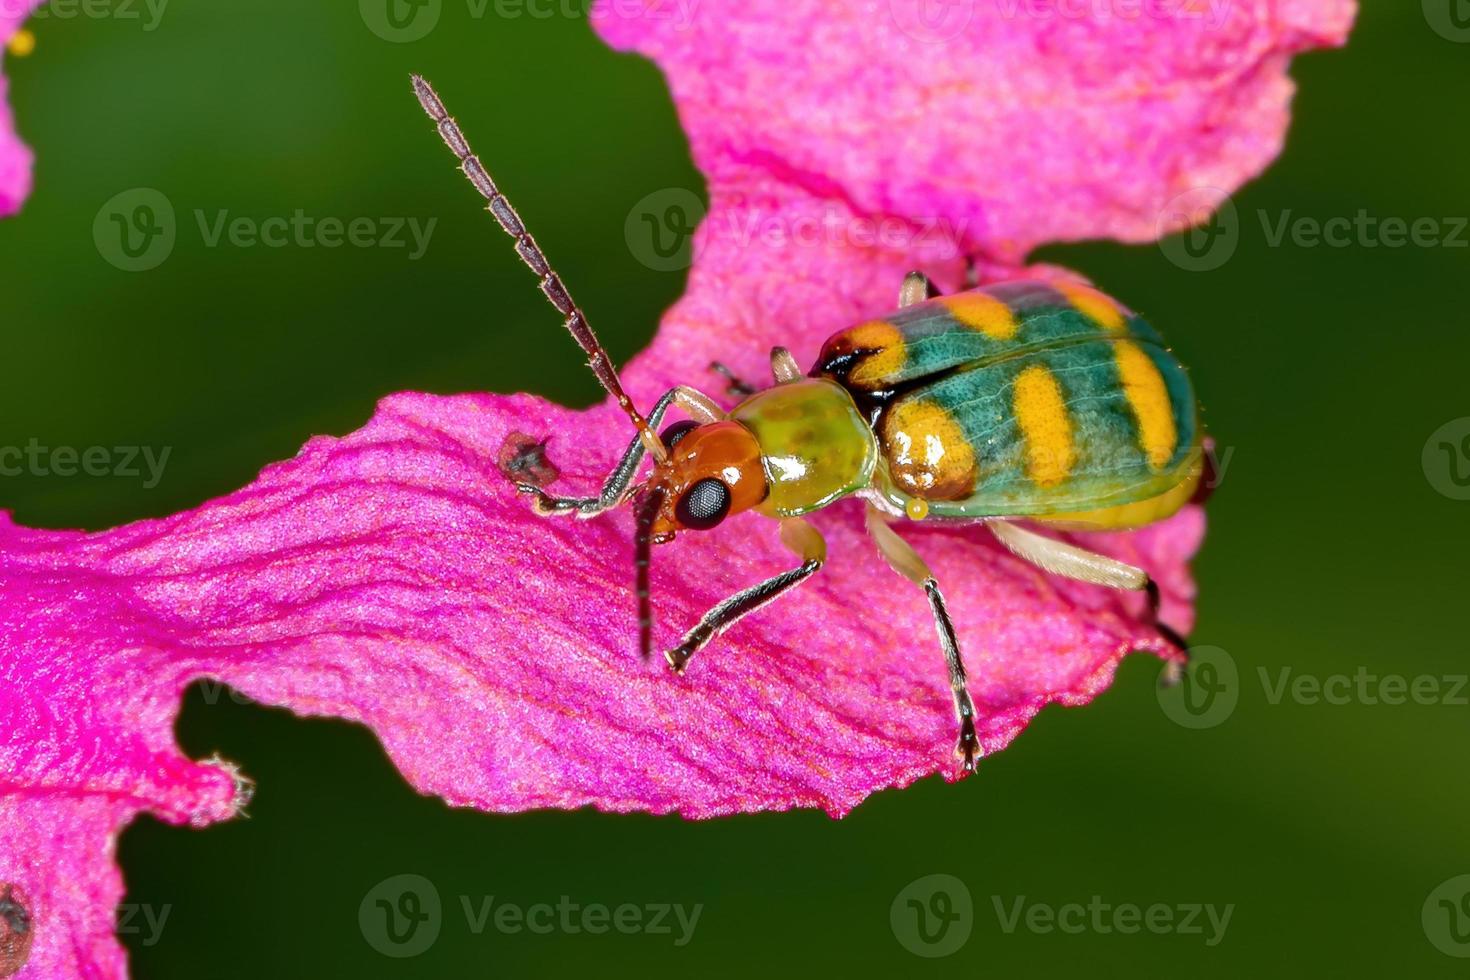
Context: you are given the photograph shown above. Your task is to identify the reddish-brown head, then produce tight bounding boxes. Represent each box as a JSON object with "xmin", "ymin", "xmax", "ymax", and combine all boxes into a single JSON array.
[{"xmin": 632, "ymin": 419, "xmax": 769, "ymax": 660}]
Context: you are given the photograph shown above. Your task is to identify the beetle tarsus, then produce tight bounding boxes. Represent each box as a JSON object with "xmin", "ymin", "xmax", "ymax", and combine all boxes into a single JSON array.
[
  {"xmin": 709, "ymin": 361, "xmax": 757, "ymax": 398},
  {"xmin": 954, "ymin": 715, "xmax": 979, "ymax": 774},
  {"xmin": 665, "ymin": 646, "xmax": 693, "ymax": 675},
  {"xmin": 1145, "ymin": 578, "xmax": 1190, "ymax": 654}
]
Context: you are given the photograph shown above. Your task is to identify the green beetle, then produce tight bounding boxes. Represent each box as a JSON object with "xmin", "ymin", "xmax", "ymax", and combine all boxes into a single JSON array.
[{"xmin": 414, "ymin": 76, "xmax": 1204, "ymax": 772}]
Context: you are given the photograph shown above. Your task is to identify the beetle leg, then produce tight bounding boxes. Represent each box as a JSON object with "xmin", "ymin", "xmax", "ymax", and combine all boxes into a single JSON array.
[
  {"xmin": 987, "ymin": 519, "xmax": 1189, "ymax": 653},
  {"xmin": 518, "ymin": 386, "xmax": 720, "ymax": 517},
  {"xmin": 709, "ymin": 361, "xmax": 757, "ymax": 398},
  {"xmin": 665, "ymin": 517, "xmax": 826, "ymax": 674},
  {"xmin": 769, "ymin": 346, "xmax": 802, "ymax": 383},
  {"xmin": 899, "ymin": 270, "xmax": 941, "ymax": 308},
  {"xmin": 865, "ymin": 504, "xmax": 980, "ymax": 773}
]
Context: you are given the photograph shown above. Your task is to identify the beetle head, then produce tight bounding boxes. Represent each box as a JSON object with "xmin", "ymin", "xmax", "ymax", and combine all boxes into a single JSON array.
[
  {"xmin": 631, "ymin": 418, "xmax": 769, "ymax": 661},
  {"xmin": 645, "ymin": 419, "xmax": 767, "ymax": 536}
]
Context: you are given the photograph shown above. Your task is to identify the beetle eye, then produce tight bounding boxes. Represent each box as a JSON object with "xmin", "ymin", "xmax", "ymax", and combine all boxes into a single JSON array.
[
  {"xmin": 675, "ymin": 477, "xmax": 732, "ymax": 530},
  {"xmin": 660, "ymin": 420, "xmax": 699, "ymax": 450}
]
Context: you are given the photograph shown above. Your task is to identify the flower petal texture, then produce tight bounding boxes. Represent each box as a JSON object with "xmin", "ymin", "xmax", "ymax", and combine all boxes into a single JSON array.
[
  {"xmin": 0, "ymin": 1, "xmax": 41, "ymax": 216},
  {"xmin": 1, "ymin": 2, "xmax": 1352, "ymax": 975}
]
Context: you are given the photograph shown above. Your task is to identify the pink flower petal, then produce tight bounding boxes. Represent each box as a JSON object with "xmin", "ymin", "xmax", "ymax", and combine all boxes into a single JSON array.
[
  {"xmin": 594, "ymin": 0, "xmax": 1356, "ymax": 261},
  {"xmin": 0, "ymin": 3, "xmax": 1351, "ymax": 975},
  {"xmin": 0, "ymin": 1, "xmax": 41, "ymax": 217}
]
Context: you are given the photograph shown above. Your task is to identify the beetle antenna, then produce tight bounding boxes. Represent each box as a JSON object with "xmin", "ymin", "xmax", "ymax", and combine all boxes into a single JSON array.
[
  {"xmin": 410, "ymin": 74, "xmax": 665, "ymax": 462},
  {"xmin": 634, "ymin": 483, "xmax": 666, "ymax": 661}
]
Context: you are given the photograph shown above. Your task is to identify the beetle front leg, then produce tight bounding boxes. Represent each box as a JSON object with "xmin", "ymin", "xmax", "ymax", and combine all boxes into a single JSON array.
[
  {"xmin": 517, "ymin": 386, "xmax": 721, "ymax": 518},
  {"xmin": 866, "ymin": 504, "xmax": 980, "ymax": 773},
  {"xmin": 665, "ymin": 517, "xmax": 826, "ymax": 674}
]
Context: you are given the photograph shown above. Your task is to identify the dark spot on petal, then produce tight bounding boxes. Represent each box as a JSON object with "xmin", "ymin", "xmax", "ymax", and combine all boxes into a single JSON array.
[
  {"xmin": 0, "ymin": 884, "xmax": 34, "ymax": 978},
  {"xmin": 497, "ymin": 432, "xmax": 559, "ymax": 488}
]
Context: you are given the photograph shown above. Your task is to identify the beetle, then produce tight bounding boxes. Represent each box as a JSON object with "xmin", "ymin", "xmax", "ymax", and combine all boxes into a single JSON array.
[{"xmin": 412, "ymin": 75, "xmax": 1204, "ymax": 772}]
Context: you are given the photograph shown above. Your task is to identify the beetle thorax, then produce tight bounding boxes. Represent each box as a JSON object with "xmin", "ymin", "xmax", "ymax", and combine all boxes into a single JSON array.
[{"xmin": 730, "ymin": 378, "xmax": 878, "ymax": 518}]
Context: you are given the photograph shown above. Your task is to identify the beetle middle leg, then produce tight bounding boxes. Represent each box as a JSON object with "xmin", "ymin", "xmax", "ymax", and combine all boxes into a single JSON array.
[
  {"xmin": 665, "ymin": 517, "xmax": 826, "ymax": 674},
  {"xmin": 865, "ymin": 504, "xmax": 980, "ymax": 773},
  {"xmin": 516, "ymin": 385, "xmax": 721, "ymax": 517},
  {"xmin": 898, "ymin": 270, "xmax": 941, "ymax": 308},
  {"xmin": 987, "ymin": 519, "xmax": 1190, "ymax": 654}
]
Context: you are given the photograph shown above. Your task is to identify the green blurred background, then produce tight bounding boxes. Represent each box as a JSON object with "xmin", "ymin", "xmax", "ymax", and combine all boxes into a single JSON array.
[{"xmin": 3, "ymin": 0, "xmax": 1467, "ymax": 975}]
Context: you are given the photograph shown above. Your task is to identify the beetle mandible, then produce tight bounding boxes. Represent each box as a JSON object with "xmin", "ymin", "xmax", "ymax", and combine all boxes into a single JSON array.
[{"xmin": 412, "ymin": 76, "xmax": 1205, "ymax": 772}]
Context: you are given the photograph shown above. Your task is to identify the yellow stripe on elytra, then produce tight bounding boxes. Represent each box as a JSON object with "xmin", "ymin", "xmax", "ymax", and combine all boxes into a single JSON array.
[
  {"xmin": 1055, "ymin": 281, "xmax": 1128, "ymax": 333},
  {"xmin": 844, "ymin": 320, "xmax": 906, "ymax": 387},
  {"xmin": 941, "ymin": 292, "xmax": 1017, "ymax": 339},
  {"xmin": 1012, "ymin": 363, "xmax": 1075, "ymax": 488},
  {"xmin": 1115, "ymin": 340, "xmax": 1177, "ymax": 470}
]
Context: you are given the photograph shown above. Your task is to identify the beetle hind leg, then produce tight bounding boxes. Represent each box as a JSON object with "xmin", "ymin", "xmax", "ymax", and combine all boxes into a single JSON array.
[
  {"xmin": 865, "ymin": 505, "xmax": 979, "ymax": 773},
  {"xmin": 988, "ymin": 519, "xmax": 1191, "ymax": 659}
]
